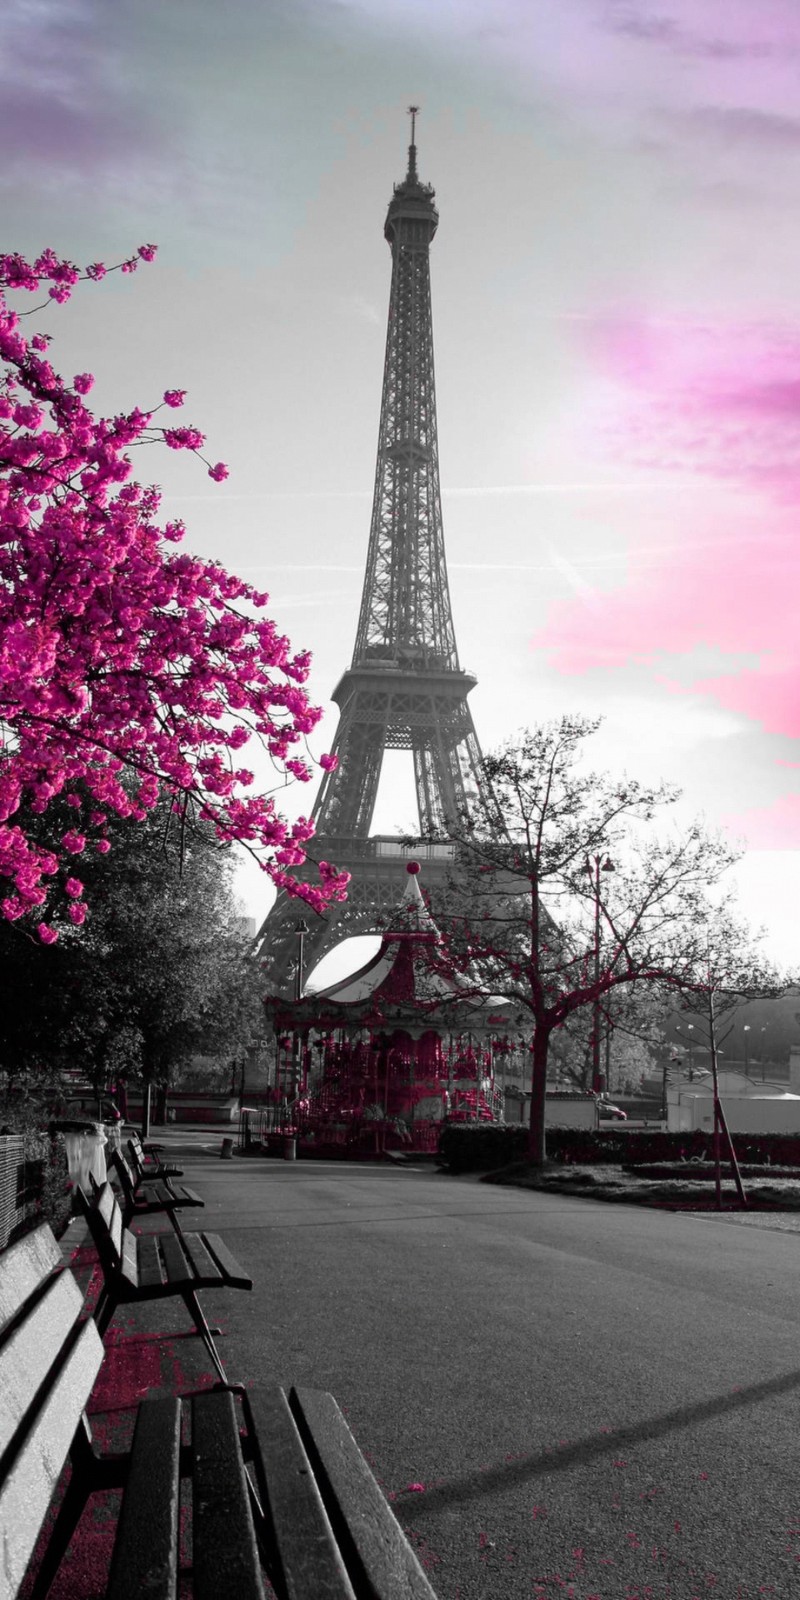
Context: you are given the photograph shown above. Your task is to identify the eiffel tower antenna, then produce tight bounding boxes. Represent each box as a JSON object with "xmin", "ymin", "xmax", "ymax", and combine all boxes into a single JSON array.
[
  {"xmin": 258, "ymin": 116, "xmax": 490, "ymax": 990},
  {"xmin": 407, "ymin": 104, "xmax": 419, "ymax": 181}
]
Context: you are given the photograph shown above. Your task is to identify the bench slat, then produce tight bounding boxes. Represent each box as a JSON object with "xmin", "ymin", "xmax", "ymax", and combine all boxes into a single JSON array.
[
  {"xmin": 159, "ymin": 1230, "xmax": 199, "ymax": 1286},
  {"xmin": 109, "ymin": 1195, "xmax": 124, "ymax": 1261},
  {"xmin": 201, "ymin": 1233, "xmax": 253, "ymax": 1290},
  {"xmin": 168, "ymin": 1184, "xmax": 204, "ymax": 1207},
  {"xmin": 0, "ymin": 1269, "xmax": 85, "ymax": 1460},
  {"xmin": 121, "ymin": 1227, "xmax": 138, "ymax": 1285},
  {"xmin": 107, "ymin": 1396, "xmax": 181, "ymax": 1600},
  {"xmin": 192, "ymin": 1390, "xmax": 266, "ymax": 1600},
  {"xmin": 0, "ymin": 1319, "xmax": 103, "ymax": 1597},
  {"xmin": 97, "ymin": 1181, "xmax": 125, "ymax": 1265},
  {"xmin": 136, "ymin": 1234, "xmax": 165, "ymax": 1289},
  {"xmin": 110, "ymin": 1150, "xmax": 138, "ymax": 1205},
  {"xmin": 291, "ymin": 1388, "xmax": 439, "ymax": 1599},
  {"xmin": 0, "ymin": 1224, "xmax": 62, "ymax": 1337},
  {"xmin": 181, "ymin": 1231, "xmax": 227, "ymax": 1284},
  {"xmin": 246, "ymin": 1387, "xmax": 357, "ymax": 1600}
]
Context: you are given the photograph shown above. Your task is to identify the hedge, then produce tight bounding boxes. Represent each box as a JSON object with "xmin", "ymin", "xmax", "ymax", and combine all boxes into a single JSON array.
[{"xmin": 436, "ymin": 1122, "xmax": 800, "ymax": 1174}]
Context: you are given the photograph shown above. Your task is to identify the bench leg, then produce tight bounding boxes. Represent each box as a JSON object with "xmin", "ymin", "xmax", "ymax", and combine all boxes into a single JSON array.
[
  {"xmin": 181, "ymin": 1288, "xmax": 229, "ymax": 1385},
  {"xmin": 167, "ymin": 1206, "xmax": 186, "ymax": 1238},
  {"xmin": 94, "ymin": 1285, "xmax": 117, "ymax": 1340}
]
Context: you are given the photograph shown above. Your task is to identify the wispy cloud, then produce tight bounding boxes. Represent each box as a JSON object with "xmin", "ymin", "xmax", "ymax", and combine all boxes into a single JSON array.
[
  {"xmin": 722, "ymin": 792, "xmax": 800, "ymax": 849},
  {"xmin": 582, "ymin": 316, "xmax": 800, "ymax": 500},
  {"xmin": 676, "ymin": 106, "xmax": 800, "ymax": 148},
  {"xmin": 535, "ymin": 313, "xmax": 800, "ymax": 743},
  {"xmin": 0, "ymin": 0, "xmax": 161, "ymax": 180},
  {"xmin": 605, "ymin": 3, "xmax": 800, "ymax": 62}
]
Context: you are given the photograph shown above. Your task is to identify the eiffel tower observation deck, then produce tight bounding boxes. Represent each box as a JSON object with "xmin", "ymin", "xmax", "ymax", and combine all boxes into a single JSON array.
[{"xmin": 258, "ymin": 111, "xmax": 489, "ymax": 991}]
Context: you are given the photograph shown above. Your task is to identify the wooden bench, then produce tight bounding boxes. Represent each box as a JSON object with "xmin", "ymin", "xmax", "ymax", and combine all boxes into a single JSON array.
[
  {"xmin": 79, "ymin": 1180, "xmax": 251, "ymax": 1384},
  {"xmin": 108, "ymin": 1145, "xmax": 204, "ymax": 1233},
  {"xmin": 128, "ymin": 1131, "xmax": 183, "ymax": 1182},
  {"xmin": 1, "ymin": 1224, "xmax": 439, "ymax": 1600}
]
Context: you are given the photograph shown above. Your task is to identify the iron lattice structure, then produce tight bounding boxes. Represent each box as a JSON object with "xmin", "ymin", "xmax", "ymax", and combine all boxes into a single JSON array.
[{"xmin": 259, "ymin": 116, "xmax": 488, "ymax": 989}]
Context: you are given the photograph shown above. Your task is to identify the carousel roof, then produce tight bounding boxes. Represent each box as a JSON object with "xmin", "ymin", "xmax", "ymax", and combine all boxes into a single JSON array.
[
  {"xmin": 312, "ymin": 863, "xmax": 449, "ymax": 1007},
  {"xmin": 267, "ymin": 863, "xmax": 513, "ymax": 1029}
]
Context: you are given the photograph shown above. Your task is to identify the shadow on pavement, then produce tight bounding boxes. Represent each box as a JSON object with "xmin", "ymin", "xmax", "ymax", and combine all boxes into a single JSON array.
[{"xmin": 400, "ymin": 1364, "xmax": 800, "ymax": 1515}]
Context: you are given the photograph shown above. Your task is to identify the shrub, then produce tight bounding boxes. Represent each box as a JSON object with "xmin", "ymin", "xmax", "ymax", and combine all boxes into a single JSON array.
[{"xmin": 436, "ymin": 1123, "xmax": 800, "ymax": 1173}]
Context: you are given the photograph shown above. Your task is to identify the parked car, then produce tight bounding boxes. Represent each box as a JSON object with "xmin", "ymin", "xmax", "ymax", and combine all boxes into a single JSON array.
[
  {"xmin": 597, "ymin": 1100, "xmax": 628, "ymax": 1122},
  {"xmin": 60, "ymin": 1095, "xmax": 123, "ymax": 1125}
]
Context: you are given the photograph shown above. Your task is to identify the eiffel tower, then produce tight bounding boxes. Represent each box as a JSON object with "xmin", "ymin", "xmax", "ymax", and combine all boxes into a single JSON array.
[{"xmin": 258, "ymin": 111, "xmax": 488, "ymax": 991}]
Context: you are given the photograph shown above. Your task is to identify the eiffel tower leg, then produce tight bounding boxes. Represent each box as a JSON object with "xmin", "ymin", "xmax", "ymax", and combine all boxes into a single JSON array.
[{"xmin": 315, "ymin": 704, "xmax": 385, "ymax": 840}]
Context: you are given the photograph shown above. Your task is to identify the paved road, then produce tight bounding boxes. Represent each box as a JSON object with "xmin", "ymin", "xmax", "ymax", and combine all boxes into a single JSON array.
[{"xmin": 161, "ymin": 1147, "xmax": 800, "ymax": 1598}]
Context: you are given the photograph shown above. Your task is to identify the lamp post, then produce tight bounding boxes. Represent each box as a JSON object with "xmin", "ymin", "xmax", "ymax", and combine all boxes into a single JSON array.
[
  {"xmin": 743, "ymin": 1023, "xmax": 751, "ymax": 1076},
  {"xmin": 583, "ymin": 854, "xmax": 615, "ymax": 1094},
  {"xmin": 294, "ymin": 919, "xmax": 309, "ymax": 1002},
  {"xmin": 291, "ymin": 919, "xmax": 309, "ymax": 1105}
]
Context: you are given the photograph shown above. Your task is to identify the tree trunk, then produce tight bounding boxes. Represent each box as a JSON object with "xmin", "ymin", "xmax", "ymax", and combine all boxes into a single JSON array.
[
  {"xmin": 527, "ymin": 1027, "xmax": 550, "ymax": 1166},
  {"xmin": 141, "ymin": 1081, "xmax": 151, "ymax": 1141}
]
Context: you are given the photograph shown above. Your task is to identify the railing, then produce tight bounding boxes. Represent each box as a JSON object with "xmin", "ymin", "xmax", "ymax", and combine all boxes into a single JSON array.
[{"xmin": 0, "ymin": 1134, "xmax": 47, "ymax": 1250}]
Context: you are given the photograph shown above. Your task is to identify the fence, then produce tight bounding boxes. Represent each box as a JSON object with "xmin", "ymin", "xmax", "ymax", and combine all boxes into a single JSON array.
[{"xmin": 0, "ymin": 1134, "xmax": 46, "ymax": 1250}]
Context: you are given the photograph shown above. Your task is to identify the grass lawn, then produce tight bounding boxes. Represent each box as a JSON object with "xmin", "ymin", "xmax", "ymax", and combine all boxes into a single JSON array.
[{"xmin": 481, "ymin": 1161, "xmax": 800, "ymax": 1210}]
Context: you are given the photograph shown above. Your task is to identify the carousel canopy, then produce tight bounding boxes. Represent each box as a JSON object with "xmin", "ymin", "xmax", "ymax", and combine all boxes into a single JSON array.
[{"xmin": 265, "ymin": 863, "xmax": 515, "ymax": 1034}]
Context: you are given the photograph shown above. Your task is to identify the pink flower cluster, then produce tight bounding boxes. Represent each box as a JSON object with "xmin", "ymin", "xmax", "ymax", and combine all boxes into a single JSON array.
[{"xmin": 0, "ymin": 248, "xmax": 349, "ymax": 937}]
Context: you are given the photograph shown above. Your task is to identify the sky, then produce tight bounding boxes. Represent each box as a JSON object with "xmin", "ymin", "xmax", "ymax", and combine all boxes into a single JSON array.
[{"xmin": 3, "ymin": 0, "xmax": 800, "ymax": 968}]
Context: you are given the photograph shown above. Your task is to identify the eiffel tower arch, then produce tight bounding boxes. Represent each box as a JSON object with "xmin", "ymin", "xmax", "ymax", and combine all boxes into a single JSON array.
[{"xmin": 258, "ymin": 112, "xmax": 489, "ymax": 991}]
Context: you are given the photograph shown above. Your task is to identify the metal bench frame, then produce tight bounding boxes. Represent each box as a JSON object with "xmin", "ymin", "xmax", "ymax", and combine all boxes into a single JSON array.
[
  {"xmin": 108, "ymin": 1145, "xmax": 204, "ymax": 1234},
  {"xmin": 1, "ymin": 1223, "xmax": 439, "ymax": 1600},
  {"xmin": 79, "ymin": 1180, "xmax": 251, "ymax": 1384}
]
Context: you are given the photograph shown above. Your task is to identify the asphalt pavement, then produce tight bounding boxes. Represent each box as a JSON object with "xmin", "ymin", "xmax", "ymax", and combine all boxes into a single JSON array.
[{"xmin": 80, "ymin": 1134, "xmax": 800, "ymax": 1600}]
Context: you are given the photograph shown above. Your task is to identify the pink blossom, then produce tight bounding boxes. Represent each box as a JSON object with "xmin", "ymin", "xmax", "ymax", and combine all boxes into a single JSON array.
[
  {"xmin": 67, "ymin": 901, "xmax": 86, "ymax": 925},
  {"xmin": 0, "ymin": 242, "xmax": 344, "ymax": 930},
  {"xmin": 37, "ymin": 923, "xmax": 59, "ymax": 944},
  {"xmin": 163, "ymin": 389, "xmax": 186, "ymax": 408},
  {"xmin": 208, "ymin": 461, "xmax": 229, "ymax": 482},
  {"xmin": 163, "ymin": 426, "xmax": 205, "ymax": 451},
  {"xmin": 61, "ymin": 831, "xmax": 86, "ymax": 853},
  {"xmin": 319, "ymin": 752, "xmax": 338, "ymax": 772}
]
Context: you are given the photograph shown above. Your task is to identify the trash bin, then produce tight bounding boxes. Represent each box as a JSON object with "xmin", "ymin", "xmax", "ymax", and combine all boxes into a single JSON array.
[
  {"xmin": 53, "ymin": 1120, "xmax": 108, "ymax": 1190},
  {"xmin": 283, "ymin": 1136, "xmax": 297, "ymax": 1162},
  {"xmin": 220, "ymin": 1137, "xmax": 234, "ymax": 1160},
  {"xmin": 104, "ymin": 1120, "xmax": 123, "ymax": 1156}
]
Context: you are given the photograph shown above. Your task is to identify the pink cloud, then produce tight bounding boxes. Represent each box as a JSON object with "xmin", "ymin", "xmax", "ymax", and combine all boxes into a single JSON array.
[
  {"xmin": 584, "ymin": 317, "xmax": 800, "ymax": 500},
  {"xmin": 534, "ymin": 316, "xmax": 800, "ymax": 738},
  {"xmin": 722, "ymin": 791, "xmax": 800, "ymax": 848}
]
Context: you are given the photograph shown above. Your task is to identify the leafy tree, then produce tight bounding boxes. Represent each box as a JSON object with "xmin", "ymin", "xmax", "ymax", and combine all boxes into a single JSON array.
[
  {"xmin": 0, "ymin": 246, "xmax": 347, "ymax": 939},
  {"xmin": 436, "ymin": 716, "xmax": 782, "ymax": 1165},
  {"xmin": 546, "ymin": 987, "xmax": 665, "ymax": 1095},
  {"xmin": 0, "ymin": 795, "xmax": 260, "ymax": 1113}
]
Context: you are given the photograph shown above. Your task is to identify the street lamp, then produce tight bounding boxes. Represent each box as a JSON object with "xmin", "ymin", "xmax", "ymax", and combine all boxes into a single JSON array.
[
  {"xmin": 294, "ymin": 918, "xmax": 309, "ymax": 1002},
  {"xmin": 291, "ymin": 919, "xmax": 310, "ymax": 1103},
  {"xmin": 743, "ymin": 1023, "xmax": 751, "ymax": 1076},
  {"xmin": 583, "ymin": 854, "xmax": 615, "ymax": 1094}
]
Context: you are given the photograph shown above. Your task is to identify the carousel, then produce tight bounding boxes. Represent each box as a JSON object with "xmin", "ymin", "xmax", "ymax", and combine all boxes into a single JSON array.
[{"xmin": 263, "ymin": 862, "xmax": 521, "ymax": 1154}]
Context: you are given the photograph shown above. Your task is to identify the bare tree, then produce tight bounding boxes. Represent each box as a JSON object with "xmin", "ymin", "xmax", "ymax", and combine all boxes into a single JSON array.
[
  {"xmin": 668, "ymin": 916, "xmax": 786, "ymax": 1206},
  {"xmin": 435, "ymin": 716, "xmax": 782, "ymax": 1166}
]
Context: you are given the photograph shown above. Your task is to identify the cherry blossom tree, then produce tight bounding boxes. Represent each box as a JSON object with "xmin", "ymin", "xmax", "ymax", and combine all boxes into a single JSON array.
[{"xmin": 0, "ymin": 246, "xmax": 348, "ymax": 938}]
